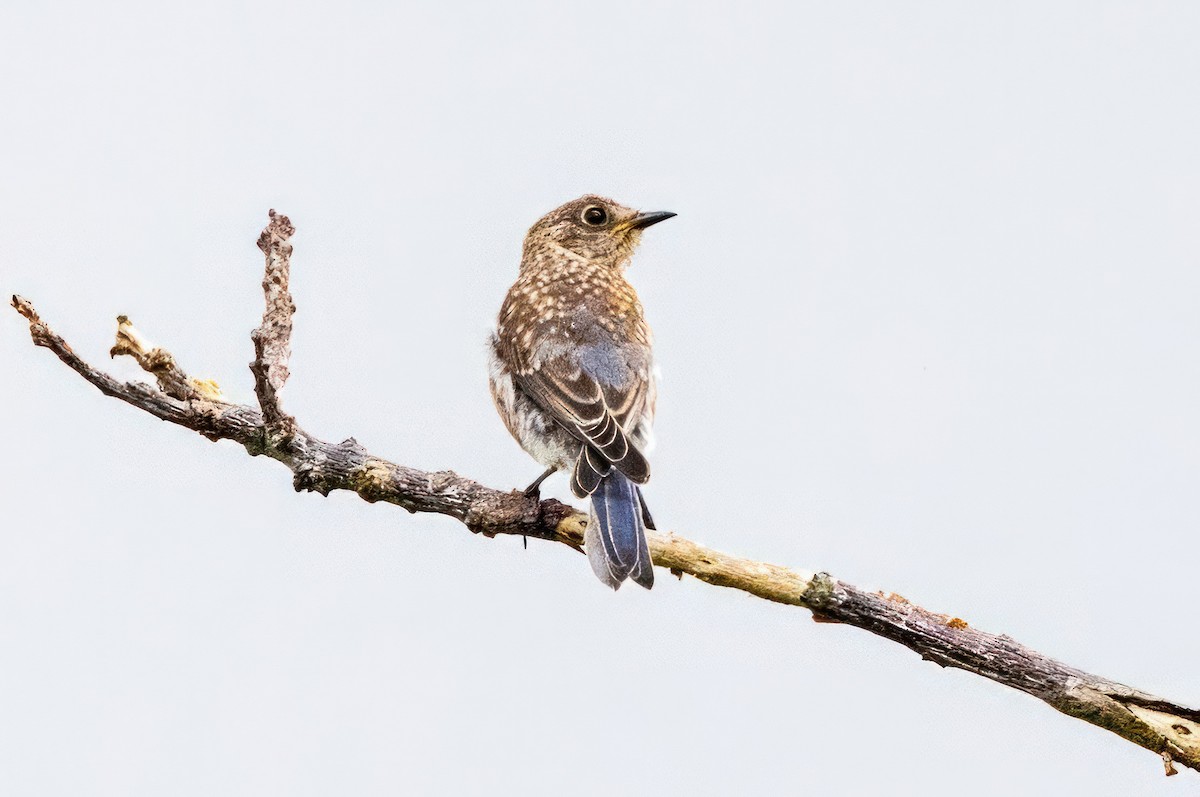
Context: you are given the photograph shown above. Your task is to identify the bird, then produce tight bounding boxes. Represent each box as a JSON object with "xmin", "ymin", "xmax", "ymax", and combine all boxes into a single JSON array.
[{"xmin": 489, "ymin": 195, "xmax": 675, "ymax": 590}]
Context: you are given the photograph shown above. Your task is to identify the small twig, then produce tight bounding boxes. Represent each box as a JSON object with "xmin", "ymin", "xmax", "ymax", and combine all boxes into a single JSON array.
[
  {"xmin": 109, "ymin": 315, "xmax": 223, "ymax": 402},
  {"xmin": 249, "ymin": 208, "xmax": 297, "ymax": 442}
]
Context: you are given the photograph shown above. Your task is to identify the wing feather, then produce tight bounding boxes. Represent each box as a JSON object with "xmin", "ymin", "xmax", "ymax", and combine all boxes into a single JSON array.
[{"xmin": 516, "ymin": 358, "xmax": 650, "ymax": 490}]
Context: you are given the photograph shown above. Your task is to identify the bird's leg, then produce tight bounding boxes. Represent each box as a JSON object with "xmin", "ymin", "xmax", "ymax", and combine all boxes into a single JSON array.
[{"xmin": 523, "ymin": 467, "xmax": 557, "ymax": 499}]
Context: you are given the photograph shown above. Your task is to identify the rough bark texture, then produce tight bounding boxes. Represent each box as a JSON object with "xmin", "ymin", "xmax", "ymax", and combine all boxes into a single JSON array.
[
  {"xmin": 248, "ymin": 209, "xmax": 298, "ymax": 442},
  {"xmin": 11, "ymin": 211, "xmax": 1199, "ymax": 779}
]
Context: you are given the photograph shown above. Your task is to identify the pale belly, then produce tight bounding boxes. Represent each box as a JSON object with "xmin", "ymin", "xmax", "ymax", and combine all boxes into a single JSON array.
[{"xmin": 488, "ymin": 340, "xmax": 578, "ymax": 471}]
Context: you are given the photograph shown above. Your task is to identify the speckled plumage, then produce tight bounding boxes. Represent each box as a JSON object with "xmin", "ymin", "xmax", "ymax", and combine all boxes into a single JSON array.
[{"xmin": 488, "ymin": 194, "xmax": 674, "ymax": 589}]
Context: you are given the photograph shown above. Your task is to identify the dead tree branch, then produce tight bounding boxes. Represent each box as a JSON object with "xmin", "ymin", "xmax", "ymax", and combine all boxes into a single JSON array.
[
  {"xmin": 11, "ymin": 211, "xmax": 1199, "ymax": 779},
  {"xmin": 249, "ymin": 209, "xmax": 297, "ymax": 443}
]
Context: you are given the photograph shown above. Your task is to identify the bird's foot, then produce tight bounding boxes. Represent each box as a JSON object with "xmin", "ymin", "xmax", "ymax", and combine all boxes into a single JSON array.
[{"xmin": 522, "ymin": 467, "xmax": 556, "ymax": 500}]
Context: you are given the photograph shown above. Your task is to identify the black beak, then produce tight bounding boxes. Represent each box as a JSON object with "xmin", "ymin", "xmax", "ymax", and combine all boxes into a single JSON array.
[{"xmin": 627, "ymin": 210, "xmax": 677, "ymax": 230}]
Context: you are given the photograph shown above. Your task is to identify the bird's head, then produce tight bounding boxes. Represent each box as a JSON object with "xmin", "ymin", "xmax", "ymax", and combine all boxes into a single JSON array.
[{"xmin": 523, "ymin": 195, "xmax": 675, "ymax": 269}]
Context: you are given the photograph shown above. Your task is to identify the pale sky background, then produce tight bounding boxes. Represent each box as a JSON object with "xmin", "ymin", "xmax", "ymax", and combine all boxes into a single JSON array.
[{"xmin": 3, "ymin": 2, "xmax": 1198, "ymax": 794}]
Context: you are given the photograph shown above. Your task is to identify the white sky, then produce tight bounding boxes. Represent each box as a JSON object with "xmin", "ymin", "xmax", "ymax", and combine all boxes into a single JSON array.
[{"xmin": 3, "ymin": 2, "xmax": 1198, "ymax": 794}]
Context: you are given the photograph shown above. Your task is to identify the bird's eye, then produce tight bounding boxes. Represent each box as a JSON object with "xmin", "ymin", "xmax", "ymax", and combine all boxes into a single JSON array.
[{"xmin": 582, "ymin": 206, "xmax": 608, "ymax": 226}]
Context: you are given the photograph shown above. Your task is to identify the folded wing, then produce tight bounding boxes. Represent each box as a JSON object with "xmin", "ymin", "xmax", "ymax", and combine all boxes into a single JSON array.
[{"xmin": 515, "ymin": 358, "xmax": 650, "ymax": 498}]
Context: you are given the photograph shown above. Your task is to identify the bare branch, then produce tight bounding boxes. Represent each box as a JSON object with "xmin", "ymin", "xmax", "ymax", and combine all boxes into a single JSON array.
[
  {"xmin": 10, "ymin": 211, "xmax": 1200, "ymax": 780},
  {"xmin": 109, "ymin": 314, "xmax": 224, "ymax": 402},
  {"xmin": 249, "ymin": 208, "xmax": 297, "ymax": 442}
]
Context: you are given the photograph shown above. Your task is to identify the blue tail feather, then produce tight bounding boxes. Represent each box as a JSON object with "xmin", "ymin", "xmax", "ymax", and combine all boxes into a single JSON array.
[{"xmin": 587, "ymin": 470, "xmax": 654, "ymax": 590}]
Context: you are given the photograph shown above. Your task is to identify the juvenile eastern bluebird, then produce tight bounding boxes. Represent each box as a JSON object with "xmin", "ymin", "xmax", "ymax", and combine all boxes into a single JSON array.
[{"xmin": 489, "ymin": 195, "xmax": 675, "ymax": 590}]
